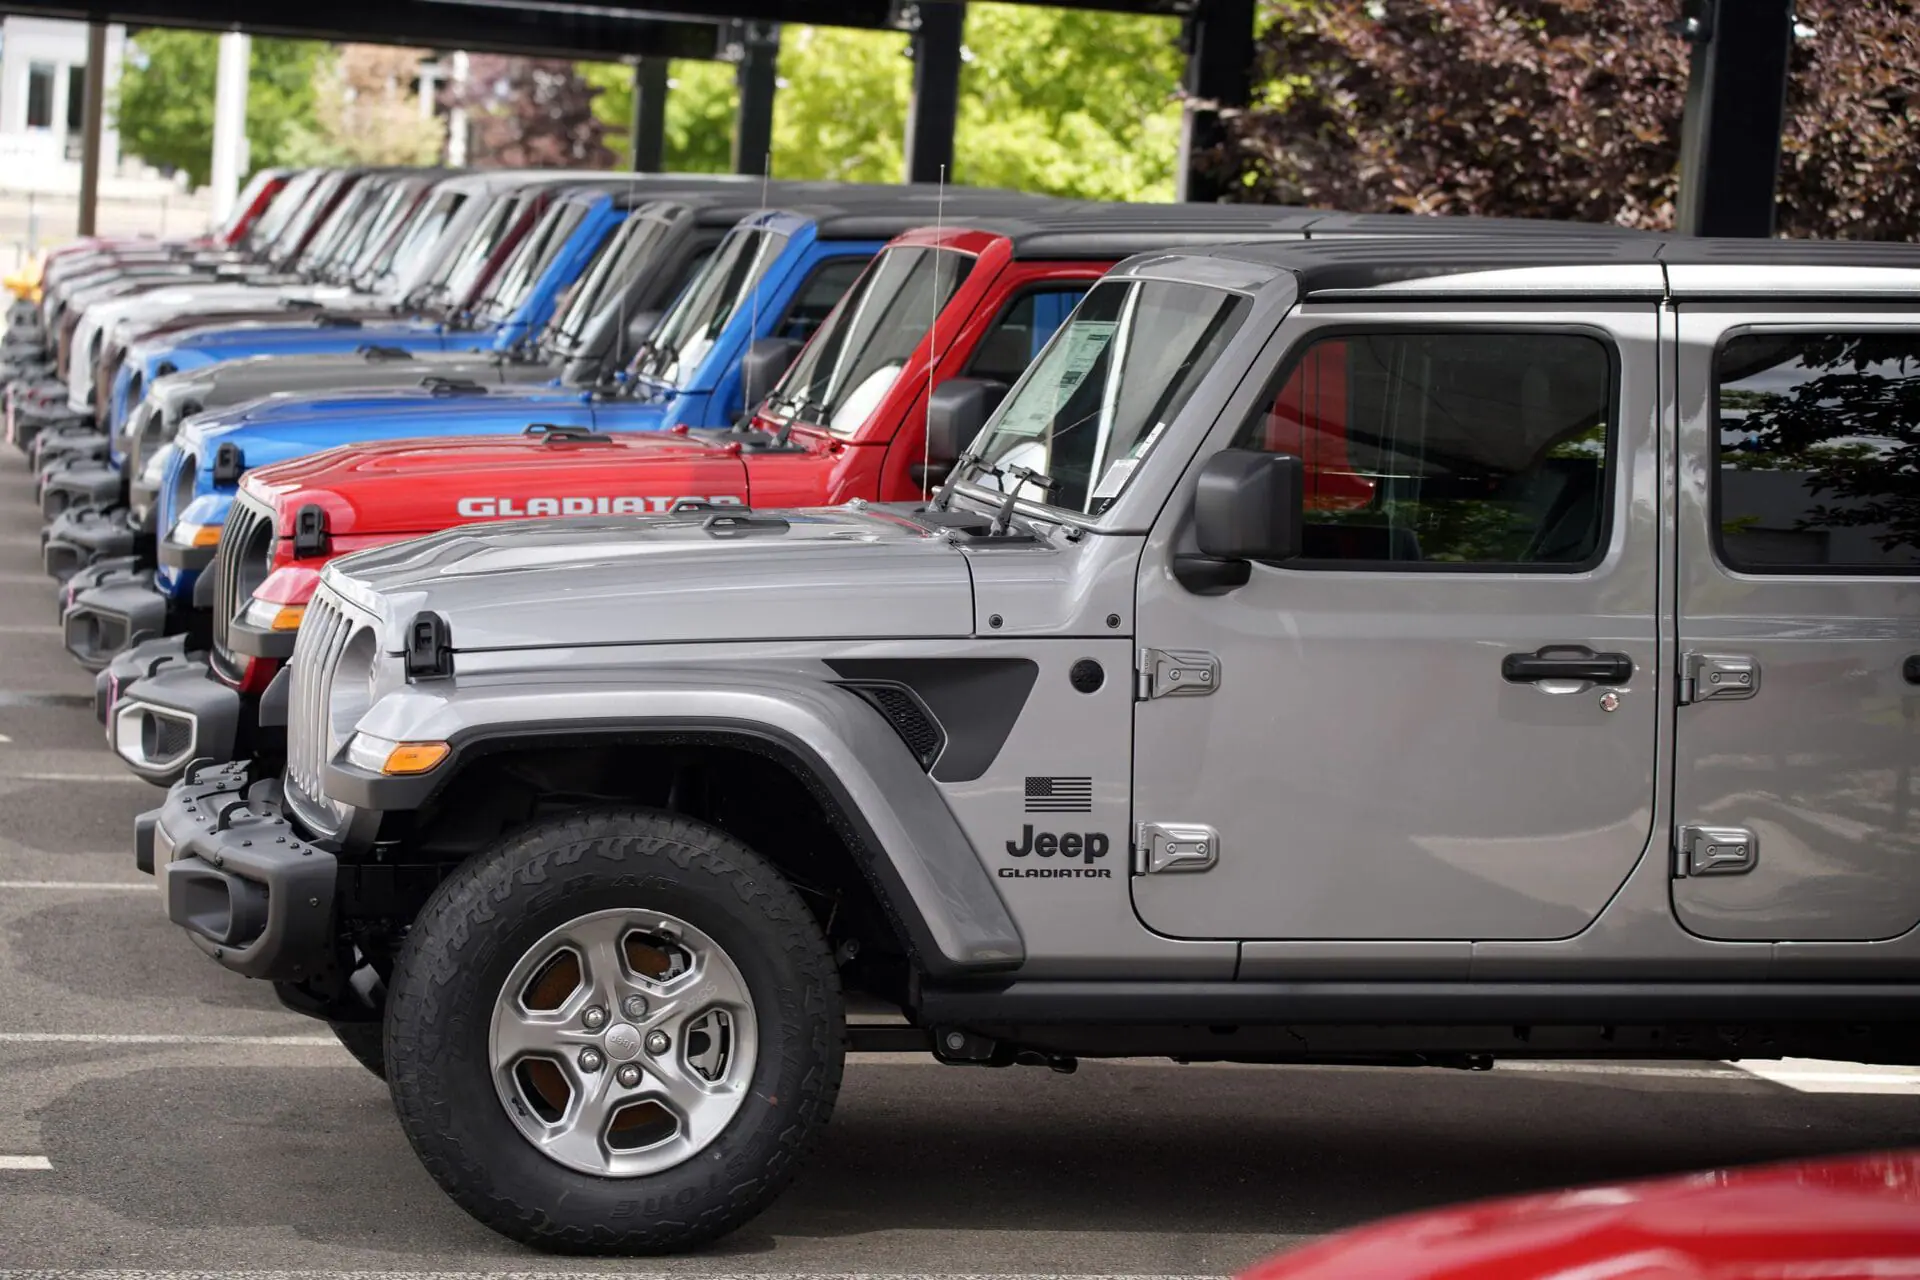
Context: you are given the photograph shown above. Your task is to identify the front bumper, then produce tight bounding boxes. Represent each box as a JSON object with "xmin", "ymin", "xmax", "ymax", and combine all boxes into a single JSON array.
[
  {"xmin": 108, "ymin": 652, "xmax": 243, "ymax": 785},
  {"xmin": 140, "ymin": 763, "xmax": 338, "ymax": 981},
  {"xmin": 63, "ymin": 568, "xmax": 170, "ymax": 670},
  {"xmin": 157, "ymin": 535, "xmax": 216, "ymax": 575},
  {"xmin": 39, "ymin": 459, "xmax": 120, "ymax": 519},
  {"xmin": 42, "ymin": 507, "xmax": 141, "ymax": 582}
]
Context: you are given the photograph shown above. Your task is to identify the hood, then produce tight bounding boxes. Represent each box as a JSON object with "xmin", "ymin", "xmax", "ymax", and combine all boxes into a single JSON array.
[
  {"xmin": 247, "ymin": 432, "xmax": 751, "ymax": 538},
  {"xmin": 327, "ymin": 504, "xmax": 973, "ymax": 651},
  {"xmin": 165, "ymin": 319, "xmax": 448, "ymax": 360},
  {"xmin": 182, "ymin": 394, "xmax": 605, "ymax": 484},
  {"xmin": 166, "ymin": 351, "xmax": 531, "ymax": 417},
  {"xmin": 221, "ymin": 385, "xmax": 589, "ymax": 426}
]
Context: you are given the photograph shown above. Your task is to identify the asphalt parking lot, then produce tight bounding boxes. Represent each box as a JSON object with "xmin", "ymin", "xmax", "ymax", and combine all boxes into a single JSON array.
[{"xmin": 1, "ymin": 447, "xmax": 1919, "ymax": 1277}]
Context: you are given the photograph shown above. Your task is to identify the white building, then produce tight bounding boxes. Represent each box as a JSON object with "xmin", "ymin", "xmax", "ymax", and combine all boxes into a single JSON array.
[{"xmin": 0, "ymin": 17, "xmax": 124, "ymax": 193}]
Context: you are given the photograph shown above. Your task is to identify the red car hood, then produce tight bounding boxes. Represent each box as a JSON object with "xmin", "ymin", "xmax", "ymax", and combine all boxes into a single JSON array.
[
  {"xmin": 243, "ymin": 432, "xmax": 752, "ymax": 538},
  {"xmin": 1243, "ymin": 1150, "xmax": 1920, "ymax": 1280}
]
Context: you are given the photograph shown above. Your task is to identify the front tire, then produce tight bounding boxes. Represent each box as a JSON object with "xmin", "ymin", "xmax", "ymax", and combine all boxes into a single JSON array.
[{"xmin": 385, "ymin": 807, "xmax": 844, "ymax": 1254}]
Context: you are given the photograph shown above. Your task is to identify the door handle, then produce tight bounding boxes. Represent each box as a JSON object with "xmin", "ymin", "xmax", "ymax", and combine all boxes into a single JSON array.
[
  {"xmin": 1502, "ymin": 647, "xmax": 1633, "ymax": 686},
  {"xmin": 1905, "ymin": 655, "xmax": 1920, "ymax": 685}
]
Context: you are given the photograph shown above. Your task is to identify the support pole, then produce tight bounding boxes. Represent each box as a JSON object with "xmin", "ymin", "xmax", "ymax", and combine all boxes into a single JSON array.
[
  {"xmin": 1674, "ymin": 0, "xmax": 1794, "ymax": 237},
  {"xmin": 207, "ymin": 31, "xmax": 251, "ymax": 226},
  {"xmin": 631, "ymin": 56, "xmax": 669, "ymax": 172},
  {"xmin": 1175, "ymin": 0, "xmax": 1256, "ymax": 203},
  {"xmin": 446, "ymin": 50, "xmax": 470, "ymax": 167},
  {"xmin": 905, "ymin": 2, "xmax": 964, "ymax": 185},
  {"xmin": 75, "ymin": 23, "xmax": 107, "ymax": 237},
  {"xmin": 731, "ymin": 22, "xmax": 779, "ymax": 176}
]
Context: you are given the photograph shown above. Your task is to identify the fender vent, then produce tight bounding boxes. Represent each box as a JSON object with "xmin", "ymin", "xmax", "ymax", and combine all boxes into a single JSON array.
[{"xmin": 842, "ymin": 682, "xmax": 945, "ymax": 771}]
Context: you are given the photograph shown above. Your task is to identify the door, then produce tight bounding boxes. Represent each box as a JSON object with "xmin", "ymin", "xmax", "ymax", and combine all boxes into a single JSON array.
[
  {"xmin": 1131, "ymin": 309, "xmax": 1663, "ymax": 940},
  {"xmin": 1671, "ymin": 310, "xmax": 1920, "ymax": 941}
]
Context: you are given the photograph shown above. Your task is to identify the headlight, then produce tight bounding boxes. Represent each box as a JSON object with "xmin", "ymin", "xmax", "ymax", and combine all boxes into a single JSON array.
[
  {"xmin": 345, "ymin": 731, "xmax": 449, "ymax": 776},
  {"xmin": 241, "ymin": 596, "xmax": 305, "ymax": 631},
  {"xmin": 168, "ymin": 520, "xmax": 221, "ymax": 549}
]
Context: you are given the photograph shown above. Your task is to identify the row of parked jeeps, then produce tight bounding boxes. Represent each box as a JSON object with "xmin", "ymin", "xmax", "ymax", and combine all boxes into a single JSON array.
[{"xmin": 4, "ymin": 163, "xmax": 1916, "ymax": 1254}]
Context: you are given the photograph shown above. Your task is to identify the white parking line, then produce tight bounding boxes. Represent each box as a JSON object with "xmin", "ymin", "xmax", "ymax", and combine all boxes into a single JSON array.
[
  {"xmin": 0, "ymin": 1155, "xmax": 50, "ymax": 1170},
  {"xmin": 0, "ymin": 1032, "xmax": 335, "ymax": 1046},
  {"xmin": 1736, "ymin": 1058, "xmax": 1920, "ymax": 1093},
  {"xmin": 0, "ymin": 880, "xmax": 153, "ymax": 891},
  {"xmin": 0, "ymin": 625, "xmax": 60, "ymax": 635}
]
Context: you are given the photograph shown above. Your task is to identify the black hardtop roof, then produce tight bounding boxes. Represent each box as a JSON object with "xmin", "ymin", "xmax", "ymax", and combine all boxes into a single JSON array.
[
  {"xmin": 762, "ymin": 192, "xmax": 1068, "ymax": 240},
  {"xmin": 953, "ymin": 204, "xmax": 1320, "ymax": 260},
  {"xmin": 1190, "ymin": 234, "xmax": 1920, "ymax": 295}
]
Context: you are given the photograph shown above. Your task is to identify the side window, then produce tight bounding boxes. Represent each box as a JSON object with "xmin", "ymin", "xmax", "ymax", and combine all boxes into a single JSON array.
[
  {"xmin": 777, "ymin": 259, "xmax": 867, "ymax": 344},
  {"xmin": 965, "ymin": 288, "xmax": 1088, "ymax": 384},
  {"xmin": 1716, "ymin": 333, "xmax": 1920, "ymax": 573},
  {"xmin": 1232, "ymin": 331, "xmax": 1615, "ymax": 568}
]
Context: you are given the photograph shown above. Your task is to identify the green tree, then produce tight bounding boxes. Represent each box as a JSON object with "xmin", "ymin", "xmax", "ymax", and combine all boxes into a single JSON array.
[
  {"xmin": 958, "ymin": 4, "xmax": 1184, "ymax": 200},
  {"xmin": 584, "ymin": 59, "xmax": 735, "ymax": 173},
  {"xmin": 586, "ymin": 5, "xmax": 1184, "ymax": 199},
  {"xmin": 115, "ymin": 30, "xmax": 327, "ymax": 187}
]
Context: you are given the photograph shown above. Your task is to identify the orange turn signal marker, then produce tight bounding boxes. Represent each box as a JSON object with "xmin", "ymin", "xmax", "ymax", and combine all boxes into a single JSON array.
[
  {"xmin": 267, "ymin": 604, "xmax": 305, "ymax": 632},
  {"xmin": 382, "ymin": 741, "xmax": 451, "ymax": 776},
  {"xmin": 189, "ymin": 524, "xmax": 223, "ymax": 548}
]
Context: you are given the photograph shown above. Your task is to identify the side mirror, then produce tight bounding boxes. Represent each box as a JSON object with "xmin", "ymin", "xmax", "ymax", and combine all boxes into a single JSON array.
[
  {"xmin": 739, "ymin": 337, "xmax": 802, "ymax": 413},
  {"xmin": 1181, "ymin": 448, "xmax": 1302, "ymax": 593},
  {"xmin": 915, "ymin": 377, "xmax": 1008, "ymax": 487}
]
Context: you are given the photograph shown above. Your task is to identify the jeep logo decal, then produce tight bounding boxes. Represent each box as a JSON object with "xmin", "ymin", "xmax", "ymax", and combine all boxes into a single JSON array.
[
  {"xmin": 456, "ymin": 495, "xmax": 746, "ymax": 518},
  {"xmin": 1000, "ymin": 824, "xmax": 1113, "ymax": 879}
]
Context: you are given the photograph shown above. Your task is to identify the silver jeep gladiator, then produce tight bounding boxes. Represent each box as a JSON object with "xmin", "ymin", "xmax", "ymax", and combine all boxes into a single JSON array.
[{"xmin": 141, "ymin": 236, "xmax": 1920, "ymax": 1253}]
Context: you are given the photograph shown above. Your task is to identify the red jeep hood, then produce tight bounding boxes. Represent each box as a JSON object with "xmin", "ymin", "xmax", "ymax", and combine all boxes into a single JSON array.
[{"xmin": 245, "ymin": 433, "xmax": 752, "ymax": 538}]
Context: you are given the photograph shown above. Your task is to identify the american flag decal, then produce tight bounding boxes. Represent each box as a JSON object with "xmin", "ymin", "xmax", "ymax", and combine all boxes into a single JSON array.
[{"xmin": 1025, "ymin": 776, "xmax": 1093, "ymax": 813}]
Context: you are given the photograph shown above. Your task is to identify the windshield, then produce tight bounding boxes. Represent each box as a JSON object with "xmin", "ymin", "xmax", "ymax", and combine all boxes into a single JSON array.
[
  {"xmin": 345, "ymin": 184, "xmax": 422, "ymax": 282},
  {"xmin": 430, "ymin": 191, "xmax": 523, "ymax": 311},
  {"xmin": 374, "ymin": 189, "xmax": 465, "ymax": 292},
  {"xmin": 245, "ymin": 170, "xmax": 318, "ymax": 252},
  {"xmin": 294, "ymin": 179, "xmax": 382, "ymax": 276},
  {"xmin": 765, "ymin": 246, "xmax": 974, "ymax": 437},
  {"xmin": 959, "ymin": 278, "xmax": 1250, "ymax": 517},
  {"xmin": 268, "ymin": 171, "xmax": 345, "ymax": 268},
  {"xmin": 543, "ymin": 210, "xmax": 677, "ymax": 352},
  {"xmin": 474, "ymin": 199, "xmax": 591, "ymax": 325},
  {"xmin": 631, "ymin": 228, "xmax": 785, "ymax": 390}
]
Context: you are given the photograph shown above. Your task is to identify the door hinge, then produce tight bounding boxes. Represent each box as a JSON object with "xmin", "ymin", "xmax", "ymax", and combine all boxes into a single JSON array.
[
  {"xmin": 1134, "ymin": 822, "xmax": 1219, "ymax": 874},
  {"xmin": 1136, "ymin": 648, "xmax": 1219, "ymax": 700},
  {"xmin": 1679, "ymin": 651, "xmax": 1760, "ymax": 705},
  {"xmin": 1675, "ymin": 825, "xmax": 1758, "ymax": 877}
]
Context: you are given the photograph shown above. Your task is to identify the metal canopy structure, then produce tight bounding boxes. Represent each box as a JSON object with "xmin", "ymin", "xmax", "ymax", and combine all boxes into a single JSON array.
[
  {"xmin": 8, "ymin": 0, "xmax": 1801, "ymax": 237},
  {"xmin": 7, "ymin": 0, "xmax": 1249, "ymax": 198}
]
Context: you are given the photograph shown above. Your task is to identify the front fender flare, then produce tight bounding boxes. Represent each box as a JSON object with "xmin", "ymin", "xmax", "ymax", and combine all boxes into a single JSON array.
[{"xmin": 326, "ymin": 671, "xmax": 1025, "ymax": 977}]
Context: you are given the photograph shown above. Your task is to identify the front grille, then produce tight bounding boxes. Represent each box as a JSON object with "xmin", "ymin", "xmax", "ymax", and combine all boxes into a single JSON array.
[
  {"xmin": 284, "ymin": 585, "xmax": 362, "ymax": 836},
  {"xmin": 209, "ymin": 490, "xmax": 275, "ymax": 683}
]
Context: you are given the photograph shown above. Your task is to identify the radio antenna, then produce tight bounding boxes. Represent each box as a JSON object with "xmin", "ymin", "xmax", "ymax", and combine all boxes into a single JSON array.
[
  {"xmin": 748, "ymin": 151, "xmax": 771, "ymax": 399},
  {"xmin": 921, "ymin": 163, "xmax": 946, "ymax": 504}
]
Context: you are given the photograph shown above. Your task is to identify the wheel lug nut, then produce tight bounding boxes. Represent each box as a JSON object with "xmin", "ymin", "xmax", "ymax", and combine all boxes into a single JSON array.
[
  {"xmin": 644, "ymin": 1030, "xmax": 670, "ymax": 1056},
  {"xmin": 616, "ymin": 1064, "xmax": 641, "ymax": 1087},
  {"xmin": 623, "ymin": 995, "xmax": 648, "ymax": 1020},
  {"xmin": 579, "ymin": 1048, "xmax": 604, "ymax": 1073},
  {"xmin": 582, "ymin": 1006, "xmax": 607, "ymax": 1030}
]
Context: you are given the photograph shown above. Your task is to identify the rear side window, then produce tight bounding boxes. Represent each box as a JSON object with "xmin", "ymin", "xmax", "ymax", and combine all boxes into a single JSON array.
[
  {"xmin": 1716, "ymin": 333, "xmax": 1920, "ymax": 574},
  {"xmin": 1232, "ymin": 331, "xmax": 1615, "ymax": 568},
  {"xmin": 965, "ymin": 288, "xmax": 1087, "ymax": 385},
  {"xmin": 777, "ymin": 258, "xmax": 868, "ymax": 345}
]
